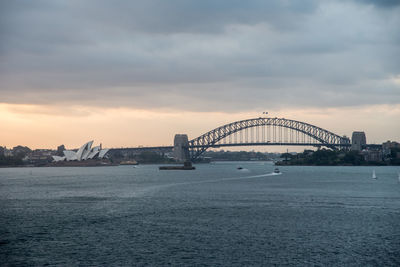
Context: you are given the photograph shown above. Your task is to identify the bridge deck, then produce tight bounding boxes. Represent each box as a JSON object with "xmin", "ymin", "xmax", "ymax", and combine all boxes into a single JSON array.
[{"xmin": 191, "ymin": 142, "xmax": 351, "ymax": 148}]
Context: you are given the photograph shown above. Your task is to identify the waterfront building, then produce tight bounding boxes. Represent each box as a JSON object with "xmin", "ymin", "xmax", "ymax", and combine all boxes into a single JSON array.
[
  {"xmin": 382, "ymin": 140, "xmax": 400, "ymax": 156},
  {"xmin": 52, "ymin": 141, "xmax": 109, "ymax": 162},
  {"xmin": 25, "ymin": 150, "xmax": 54, "ymax": 165},
  {"xmin": 56, "ymin": 145, "xmax": 65, "ymax": 156},
  {"xmin": 361, "ymin": 149, "xmax": 383, "ymax": 162}
]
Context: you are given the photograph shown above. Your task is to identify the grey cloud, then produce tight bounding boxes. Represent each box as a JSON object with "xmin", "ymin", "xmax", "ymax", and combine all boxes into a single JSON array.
[
  {"xmin": 0, "ymin": 0, "xmax": 399, "ymax": 112},
  {"xmin": 0, "ymin": 0, "xmax": 316, "ymax": 56},
  {"xmin": 0, "ymin": 0, "xmax": 318, "ymax": 38},
  {"xmin": 78, "ymin": 0, "xmax": 318, "ymax": 33},
  {"xmin": 356, "ymin": 0, "xmax": 400, "ymax": 7}
]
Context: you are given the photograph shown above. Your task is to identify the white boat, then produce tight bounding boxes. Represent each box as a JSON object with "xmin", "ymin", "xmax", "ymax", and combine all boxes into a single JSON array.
[
  {"xmin": 273, "ymin": 168, "xmax": 280, "ymax": 174},
  {"xmin": 372, "ymin": 170, "xmax": 377, "ymax": 179}
]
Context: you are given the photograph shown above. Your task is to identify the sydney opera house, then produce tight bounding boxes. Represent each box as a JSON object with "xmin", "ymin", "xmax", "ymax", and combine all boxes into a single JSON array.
[{"xmin": 52, "ymin": 141, "xmax": 109, "ymax": 162}]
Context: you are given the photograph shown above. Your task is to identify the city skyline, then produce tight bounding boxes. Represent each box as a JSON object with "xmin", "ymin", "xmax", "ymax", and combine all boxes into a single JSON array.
[{"xmin": 1, "ymin": 1, "xmax": 399, "ymax": 150}]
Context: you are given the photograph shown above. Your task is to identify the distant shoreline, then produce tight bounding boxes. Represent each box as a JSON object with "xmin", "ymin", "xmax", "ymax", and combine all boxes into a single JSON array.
[{"xmin": 1, "ymin": 161, "xmax": 398, "ymax": 168}]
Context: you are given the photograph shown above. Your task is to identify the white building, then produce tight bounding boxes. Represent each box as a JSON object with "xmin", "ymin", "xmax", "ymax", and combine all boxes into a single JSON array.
[{"xmin": 52, "ymin": 141, "xmax": 109, "ymax": 162}]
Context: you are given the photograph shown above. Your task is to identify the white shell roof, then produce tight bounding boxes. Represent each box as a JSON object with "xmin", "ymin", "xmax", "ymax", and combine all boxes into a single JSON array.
[
  {"xmin": 87, "ymin": 146, "xmax": 100, "ymax": 159},
  {"xmin": 53, "ymin": 141, "xmax": 107, "ymax": 162},
  {"xmin": 76, "ymin": 141, "xmax": 94, "ymax": 161},
  {"xmin": 63, "ymin": 150, "xmax": 78, "ymax": 161},
  {"xmin": 98, "ymin": 149, "xmax": 109, "ymax": 159}
]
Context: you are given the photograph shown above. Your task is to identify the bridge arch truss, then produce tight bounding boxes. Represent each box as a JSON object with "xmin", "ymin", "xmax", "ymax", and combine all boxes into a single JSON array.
[{"xmin": 188, "ymin": 117, "xmax": 350, "ymax": 161}]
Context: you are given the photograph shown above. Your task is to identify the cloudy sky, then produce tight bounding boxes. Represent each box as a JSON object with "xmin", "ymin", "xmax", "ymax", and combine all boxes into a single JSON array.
[{"xmin": 1, "ymin": 0, "xmax": 399, "ymax": 150}]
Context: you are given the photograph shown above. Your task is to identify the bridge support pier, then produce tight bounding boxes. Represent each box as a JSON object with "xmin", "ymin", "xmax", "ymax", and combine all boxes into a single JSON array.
[
  {"xmin": 351, "ymin": 131, "xmax": 366, "ymax": 151},
  {"xmin": 173, "ymin": 134, "xmax": 190, "ymax": 163}
]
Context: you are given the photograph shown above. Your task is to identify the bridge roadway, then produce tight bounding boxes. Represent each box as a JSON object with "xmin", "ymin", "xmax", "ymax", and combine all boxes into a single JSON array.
[
  {"xmin": 108, "ymin": 143, "xmax": 343, "ymax": 153},
  {"xmin": 108, "ymin": 143, "xmax": 380, "ymax": 158},
  {"xmin": 108, "ymin": 143, "xmax": 382, "ymax": 154},
  {"xmin": 191, "ymin": 143, "xmax": 380, "ymax": 151},
  {"xmin": 191, "ymin": 142, "xmax": 352, "ymax": 148}
]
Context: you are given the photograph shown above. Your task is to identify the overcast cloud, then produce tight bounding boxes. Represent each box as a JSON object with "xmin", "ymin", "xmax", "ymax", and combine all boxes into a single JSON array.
[{"xmin": 1, "ymin": 0, "xmax": 399, "ymax": 111}]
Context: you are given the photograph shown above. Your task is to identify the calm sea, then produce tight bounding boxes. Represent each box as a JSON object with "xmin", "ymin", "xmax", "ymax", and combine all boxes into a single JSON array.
[{"xmin": 1, "ymin": 163, "xmax": 399, "ymax": 266}]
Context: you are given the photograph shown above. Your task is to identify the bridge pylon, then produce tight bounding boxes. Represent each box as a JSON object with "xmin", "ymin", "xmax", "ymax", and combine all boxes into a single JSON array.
[{"xmin": 173, "ymin": 134, "xmax": 190, "ymax": 162}]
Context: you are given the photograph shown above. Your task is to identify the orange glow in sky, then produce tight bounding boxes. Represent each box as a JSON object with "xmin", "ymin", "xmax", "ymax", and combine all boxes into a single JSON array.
[{"xmin": 1, "ymin": 103, "xmax": 399, "ymax": 151}]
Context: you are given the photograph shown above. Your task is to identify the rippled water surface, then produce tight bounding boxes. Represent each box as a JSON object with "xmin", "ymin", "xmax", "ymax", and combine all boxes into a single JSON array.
[{"xmin": 1, "ymin": 163, "xmax": 400, "ymax": 266}]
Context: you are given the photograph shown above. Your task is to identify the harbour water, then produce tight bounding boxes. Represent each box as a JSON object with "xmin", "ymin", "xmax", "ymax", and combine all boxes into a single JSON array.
[{"xmin": 1, "ymin": 163, "xmax": 400, "ymax": 266}]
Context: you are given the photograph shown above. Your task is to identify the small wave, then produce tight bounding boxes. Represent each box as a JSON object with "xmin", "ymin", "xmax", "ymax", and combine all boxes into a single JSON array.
[
  {"xmin": 128, "ymin": 172, "xmax": 281, "ymax": 197},
  {"xmin": 270, "ymin": 172, "xmax": 282, "ymax": 176},
  {"xmin": 174, "ymin": 172, "xmax": 278, "ymax": 185}
]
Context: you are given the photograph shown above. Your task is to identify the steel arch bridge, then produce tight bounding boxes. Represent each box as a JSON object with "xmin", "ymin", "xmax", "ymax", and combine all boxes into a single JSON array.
[{"xmin": 188, "ymin": 117, "xmax": 350, "ymax": 161}]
